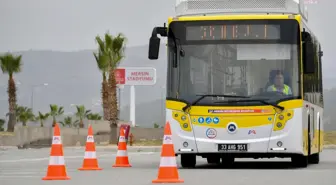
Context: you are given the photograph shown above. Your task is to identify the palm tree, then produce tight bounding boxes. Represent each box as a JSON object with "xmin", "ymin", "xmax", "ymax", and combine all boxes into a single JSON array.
[
  {"xmin": 60, "ymin": 116, "xmax": 79, "ymax": 128},
  {"xmin": 74, "ymin": 105, "xmax": 91, "ymax": 128},
  {"xmin": 18, "ymin": 107, "xmax": 35, "ymax": 126},
  {"xmin": 35, "ymin": 112, "xmax": 50, "ymax": 127},
  {"xmin": 0, "ymin": 119, "xmax": 5, "ymax": 131},
  {"xmin": 15, "ymin": 104, "xmax": 25, "ymax": 122},
  {"xmin": 0, "ymin": 53, "xmax": 22, "ymax": 132},
  {"xmin": 93, "ymin": 50, "xmax": 109, "ymax": 121},
  {"xmin": 49, "ymin": 104, "xmax": 64, "ymax": 127},
  {"xmin": 87, "ymin": 113, "xmax": 102, "ymax": 120},
  {"xmin": 95, "ymin": 32, "xmax": 127, "ymax": 144}
]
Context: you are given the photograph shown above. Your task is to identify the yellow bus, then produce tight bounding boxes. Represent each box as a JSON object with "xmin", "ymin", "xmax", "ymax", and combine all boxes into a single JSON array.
[{"xmin": 148, "ymin": 0, "xmax": 324, "ymax": 168}]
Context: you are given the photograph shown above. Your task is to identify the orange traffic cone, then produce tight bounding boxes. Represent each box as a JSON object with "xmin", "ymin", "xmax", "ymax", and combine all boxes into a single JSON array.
[
  {"xmin": 152, "ymin": 122, "xmax": 184, "ymax": 183},
  {"xmin": 78, "ymin": 124, "xmax": 102, "ymax": 171},
  {"xmin": 113, "ymin": 127, "xmax": 131, "ymax": 167},
  {"xmin": 42, "ymin": 123, "xmax": 70, "ymax": 180}
]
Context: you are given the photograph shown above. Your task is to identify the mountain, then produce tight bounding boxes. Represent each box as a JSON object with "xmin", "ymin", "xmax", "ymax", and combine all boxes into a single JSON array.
[{"xmin": 0, "ymin": 44, "xmax": 167, "ymax": 116}]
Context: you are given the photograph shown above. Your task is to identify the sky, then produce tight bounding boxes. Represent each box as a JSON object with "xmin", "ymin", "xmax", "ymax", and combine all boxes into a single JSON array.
[
  {"xmin": 0, "ymin": 0, "xmax": 175, "ymax": 52},
  {"xmin": 0, "ymin": 0, "xmax": 334, "ymax": 76}
]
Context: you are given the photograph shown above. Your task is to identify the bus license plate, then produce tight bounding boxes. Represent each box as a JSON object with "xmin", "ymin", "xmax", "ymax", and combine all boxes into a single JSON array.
[{"xmin": 218, "ymin": 144, "xmax": 248, "ymax": 151}]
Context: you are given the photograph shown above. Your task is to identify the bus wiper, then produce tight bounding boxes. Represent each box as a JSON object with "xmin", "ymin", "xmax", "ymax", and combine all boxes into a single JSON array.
[
  {"xmin": 215, "ymin": 99, "xmax": 284, "ymax": 111},
  {"xmin": 182, "ymin": 94, "xmax": 250, "ymax": 112}
]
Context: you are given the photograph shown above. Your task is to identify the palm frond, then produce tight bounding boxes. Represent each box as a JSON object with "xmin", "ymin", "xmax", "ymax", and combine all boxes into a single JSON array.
[{"xmin": 0, "ymin": 53, "xmax": 23, "ymax": 75}]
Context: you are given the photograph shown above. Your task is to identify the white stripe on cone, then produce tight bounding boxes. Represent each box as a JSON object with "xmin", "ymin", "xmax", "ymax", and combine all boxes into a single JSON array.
[
  {"xmin": 159, "ymin": 157, "xmax": 177, "ymax": 167},
  {"xmin": 117, "ymin": 150, "xmax": 128, "ymax": 157},
  {"xmin": 163, "ymin": 135, "xmax": 173, "ymax": 144},
  {"xmin": 52, "ymin": 136, "xmax": 62, "ymax": 145},
  {"xmin": 84, "ymin": 151, "xmax": 97, "ymax": 159},
  {"xmin": 119, "ymin": 136, "xmax": 126, "ymax": 142},
  {"xmin": 86, "ymin": 135, "xmax": 94, "ymax": 142},
  {"xmin": 48, "ymin": 156, "xmax": 65, "ymax": 165}
]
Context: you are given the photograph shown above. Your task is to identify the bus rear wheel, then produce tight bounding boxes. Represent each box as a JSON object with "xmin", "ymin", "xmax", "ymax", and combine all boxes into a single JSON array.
[
  {"xmin": 308, "ymin": 153, "xmax": 320, "ymax": 164},
  {"xmin": 180, "ymin": 154, "xmax": 196, "ymax": 168}
]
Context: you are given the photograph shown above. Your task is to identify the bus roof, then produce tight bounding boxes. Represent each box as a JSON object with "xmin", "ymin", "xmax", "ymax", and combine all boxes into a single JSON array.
[{"xmin": 175, "ymin": 0, "xmax": 308, "ymax": 21}]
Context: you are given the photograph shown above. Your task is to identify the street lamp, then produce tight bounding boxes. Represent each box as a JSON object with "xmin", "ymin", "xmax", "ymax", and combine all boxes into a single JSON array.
[{"xmin": 31, "ymin": 83, "xmax": 48, "ymax": 112}]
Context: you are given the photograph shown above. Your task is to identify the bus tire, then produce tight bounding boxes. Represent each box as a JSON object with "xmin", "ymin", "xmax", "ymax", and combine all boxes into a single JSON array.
[
  {"xmin": 308, "ymin": 153, "xmax": 320, "ymax": 164},
  {"xmin": 180, "ymin": 154, "xmax": 196, "ymax": 168},
  {"xmin": 207, "ymin": 156, "xmax": 221, "ymax": 164},
  {"xmin": 291, "ymin": 155, "xmax": 308, "ymax": 168}
]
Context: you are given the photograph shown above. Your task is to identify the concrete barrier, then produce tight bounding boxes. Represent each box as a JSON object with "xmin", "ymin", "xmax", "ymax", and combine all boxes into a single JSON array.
[{"xmin": 0, "ymin": 121, "xmax": 164, "ymax": 147}]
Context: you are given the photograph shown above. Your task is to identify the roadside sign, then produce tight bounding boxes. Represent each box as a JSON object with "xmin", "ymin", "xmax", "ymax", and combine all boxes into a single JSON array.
[
  {"xmin": 115, "ymin": 68, "xmax": 126, "ymax": 85},
  {"xmin": 115, "ymin": 67, "xmax": 156, "ymax": 86}
]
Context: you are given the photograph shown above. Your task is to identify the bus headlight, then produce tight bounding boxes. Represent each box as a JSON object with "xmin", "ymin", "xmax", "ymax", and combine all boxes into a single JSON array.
[
  {"xmin": 172, "ymin": 111, "xmax": 192, "ymax": 132},
  {"xmin": 278, "ymin": 115, "xmax": 284, "ymax": 120},
  {"xmin": 276, "ymin": 122, "xmax": 282, "ymax": 128}
]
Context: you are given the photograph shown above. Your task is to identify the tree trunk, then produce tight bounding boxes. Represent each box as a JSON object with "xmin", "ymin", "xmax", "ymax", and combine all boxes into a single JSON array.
[
  {"xmin": 109, "ymin": 123, "xmax": 118, "ymax": 144},
  {"xmin": 7, "ymin": 76, "xmax": 17, "ymax": 132},
  {"xmin": 52, "ymin": 117, "xmax": 56, "ymax": 127},
  {"xmin": 7, "ymin": 112, "xmax": 16, "ymax": 132},
  {"xmin": 22, "ymin": 122, "xmax": 27, "ymax": 126},
  {"xmin": 40, "ymin": 121, "xmax": 44, "ymax": 127},
  {"xmin": 102, "ymin": 80, "xmax": 109, "ymax": 120},
  {"xmin": 79, "ymin": 119, "xmax": 84, "ymax": 128},
  {"xmin": 108, "ymin": 69, "xmax": 119, "ymax": 144}
]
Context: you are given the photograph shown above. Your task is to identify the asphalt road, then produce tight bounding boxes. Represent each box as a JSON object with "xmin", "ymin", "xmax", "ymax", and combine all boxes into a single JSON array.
[{"xmin": 0, "ymin": 148, "xmax": 335, "ymax": 185}]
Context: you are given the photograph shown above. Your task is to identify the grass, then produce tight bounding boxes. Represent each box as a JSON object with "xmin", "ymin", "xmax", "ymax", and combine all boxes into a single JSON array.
[
  {"xmin": 0, "ymin": 131, "xmax": 14, "ymax": 136},
  {"xmin": 130, "ymin": 139, "xmax": 163, "ymax": 146}
]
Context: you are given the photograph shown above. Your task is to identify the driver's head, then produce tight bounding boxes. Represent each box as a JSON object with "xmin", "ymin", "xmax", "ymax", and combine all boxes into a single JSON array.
[{"xmin": 273, "ymin": 70, "xmax": 284, "ymax": 87}]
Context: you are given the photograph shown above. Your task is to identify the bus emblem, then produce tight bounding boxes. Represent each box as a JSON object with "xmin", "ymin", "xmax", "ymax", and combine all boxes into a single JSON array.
[{"xmin": 227, "ymin": 122, "xmax": 238, "ymax": 134}]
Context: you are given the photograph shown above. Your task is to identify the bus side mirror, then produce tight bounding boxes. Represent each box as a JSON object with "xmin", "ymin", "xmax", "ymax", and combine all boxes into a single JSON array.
[
  {"xmin": 148, "ymin": 36, "xmax": 160, "ymax": 60},
  {"xmin": 303, "ymin": 42, "xmax": 315, "ymax": 74}
]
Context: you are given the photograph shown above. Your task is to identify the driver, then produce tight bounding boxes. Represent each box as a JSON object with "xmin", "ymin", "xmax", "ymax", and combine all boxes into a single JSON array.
[{"xmin": 266, "ymin": 70, "xmax": 292, "ymax": 95}]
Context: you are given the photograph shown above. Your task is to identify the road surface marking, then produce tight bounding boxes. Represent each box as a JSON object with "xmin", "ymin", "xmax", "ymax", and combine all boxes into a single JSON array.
[{"xmin": 0, "ymin": 152, "xmax": 154, "ymax": 163}]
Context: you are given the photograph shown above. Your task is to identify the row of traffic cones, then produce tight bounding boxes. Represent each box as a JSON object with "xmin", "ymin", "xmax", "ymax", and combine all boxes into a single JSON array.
[{"xmin": 42, "ymin": 122, "xmax": 183, "ymax": 183}]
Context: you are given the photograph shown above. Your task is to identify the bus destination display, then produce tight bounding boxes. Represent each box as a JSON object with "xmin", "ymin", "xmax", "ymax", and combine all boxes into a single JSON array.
[{"xmin": 186, "ymin": 24, "xmax": 281, "ymax": 41}]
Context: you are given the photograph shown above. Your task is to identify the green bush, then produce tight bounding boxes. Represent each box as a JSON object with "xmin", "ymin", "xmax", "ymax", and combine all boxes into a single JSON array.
[{"xmin": 0, "ymin": 119, "xmax": 5, "ymax": 131}]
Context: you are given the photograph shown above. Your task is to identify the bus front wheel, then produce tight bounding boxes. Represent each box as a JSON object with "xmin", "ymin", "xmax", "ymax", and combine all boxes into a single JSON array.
[
  {"xmin": 180, "ymin": 154, "xmax": 196, "ymax": 168},
  {"xmin": 291, "ymin": 155, "xmax": 308, "ymax": 168}
]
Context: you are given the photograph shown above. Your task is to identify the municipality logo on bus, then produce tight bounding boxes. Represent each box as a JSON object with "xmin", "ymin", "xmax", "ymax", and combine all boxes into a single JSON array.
[{"xmin": 227, "ymin": 122, "xmax": 238, "ymax": 134}]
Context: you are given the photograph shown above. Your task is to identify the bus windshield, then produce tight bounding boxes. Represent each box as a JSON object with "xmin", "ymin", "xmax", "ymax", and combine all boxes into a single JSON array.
[
  {"xmin": 167, "ymin": 43, "xmax": 300, "ymax": 105},
  {"xmin": 166, "ymin": 19, "xmax": 301, "ymax": 105}
]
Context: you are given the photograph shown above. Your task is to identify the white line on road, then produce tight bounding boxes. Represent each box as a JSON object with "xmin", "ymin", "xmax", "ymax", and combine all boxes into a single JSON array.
[
  {"xmin": 0, "ymin": 152, "xmax": 155, "ymax": 163},
  {"xmin": 0, "ymin": 175, "xmax": 40, "ymax": 178},
  {"xmin": 0, "ymin": 172, "xmax": 44, "ymax": 175}
]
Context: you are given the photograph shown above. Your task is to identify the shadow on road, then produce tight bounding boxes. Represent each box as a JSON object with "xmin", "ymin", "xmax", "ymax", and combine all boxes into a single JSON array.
[{"xmin": 182, "ymin": 161, "xmax": 301, "ymax": 170}]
